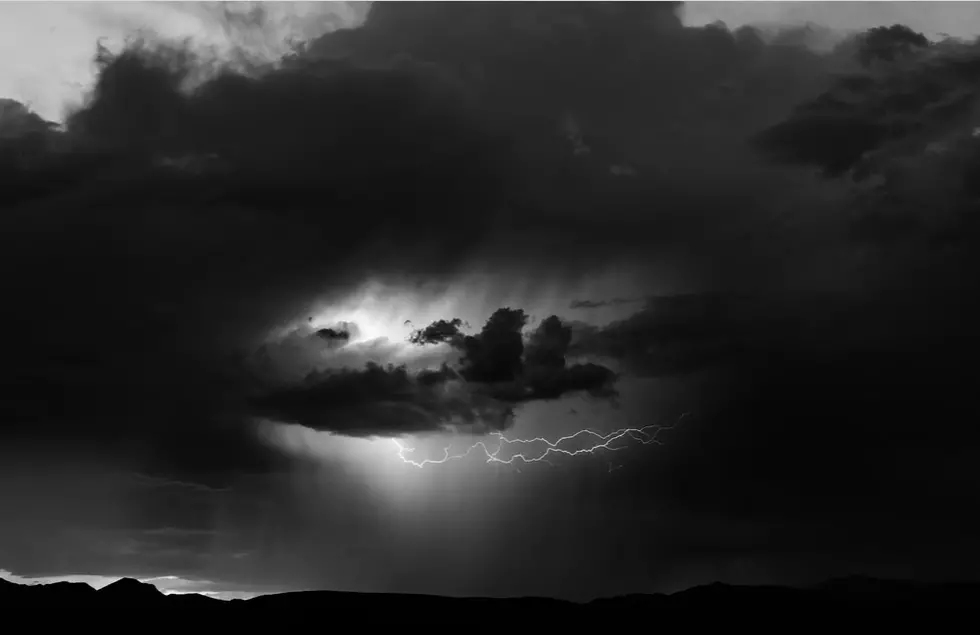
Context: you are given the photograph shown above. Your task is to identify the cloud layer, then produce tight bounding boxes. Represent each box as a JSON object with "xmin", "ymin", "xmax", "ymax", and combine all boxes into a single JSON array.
[
  {"xmin": 4, "ymin": 4, "xmax": 980, "ymax": 590},
  {"xmin": 0, "ymin": 3, "xmax": 839, "ymax": 478}
]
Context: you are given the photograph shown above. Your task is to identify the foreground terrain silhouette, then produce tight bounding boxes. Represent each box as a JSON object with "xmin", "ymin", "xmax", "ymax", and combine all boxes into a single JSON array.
[{"xmin": 2, "ymin": 575, "xmax": 977, "ymax": 624}]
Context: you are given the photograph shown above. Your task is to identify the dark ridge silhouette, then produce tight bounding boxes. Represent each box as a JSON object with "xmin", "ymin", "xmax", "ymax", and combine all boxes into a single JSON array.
[
  {"xmin": 98, "ymin": 576, "xmax": 164, "ymax": 602},
  {"xmin": 1, "ymin": 576, "xmax": 976, "ymax": 625}
]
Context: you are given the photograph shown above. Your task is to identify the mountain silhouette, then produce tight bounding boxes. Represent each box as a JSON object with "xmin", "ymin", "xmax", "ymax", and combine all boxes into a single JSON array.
[
  {"xmin": 0, "ymin": 575, "xmax": 976, "ymax": 625},
  {"xmin": 97, "ymin": 577, "xmax": 164, "ymax": 603}
]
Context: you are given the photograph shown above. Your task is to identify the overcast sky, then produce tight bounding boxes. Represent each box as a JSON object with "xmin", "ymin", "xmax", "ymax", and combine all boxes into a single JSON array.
[{"xmin": 3, "ymin": 2, "xmax": 980, "ymax": 600}]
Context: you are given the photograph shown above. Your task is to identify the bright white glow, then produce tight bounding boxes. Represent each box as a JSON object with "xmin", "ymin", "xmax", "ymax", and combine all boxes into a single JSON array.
[
  {"xmin": 262, "ymin": 420, "xmax": 443, "ymax": 507},
  {"xmin": 265, "ymin": 420, "xmax": 402, "ymax": 467},
  {"xmin": 308, "ymin": 279, "xmax": 465, "ymax": 348}
]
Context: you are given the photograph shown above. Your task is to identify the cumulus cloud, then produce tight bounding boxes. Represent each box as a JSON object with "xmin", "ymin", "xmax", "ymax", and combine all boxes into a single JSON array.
[{"xmin": 408, "ymin": 318, "xmax": 465, "ymax": 347}]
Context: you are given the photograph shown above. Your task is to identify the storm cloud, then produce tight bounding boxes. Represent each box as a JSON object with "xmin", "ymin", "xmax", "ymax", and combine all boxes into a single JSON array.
[
  {"xmin": 4, "ymin": 1, "xmax": 980, "ymax": 595},
  {"xmin": 0, "ymin": 2, "xmax": 841, "ymax": 477}
]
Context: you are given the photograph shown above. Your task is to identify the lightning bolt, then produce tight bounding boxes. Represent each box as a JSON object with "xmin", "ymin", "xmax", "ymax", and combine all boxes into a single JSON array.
[{"xmin": 392, "ymin": 413, "xmax": 688, "ymax": 469}]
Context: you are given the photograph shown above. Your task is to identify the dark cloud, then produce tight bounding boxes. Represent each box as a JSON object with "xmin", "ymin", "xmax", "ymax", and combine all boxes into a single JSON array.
[
  {"xmin": 857, "ymin": 24, "xmax": 931, "ymax": 67},
  {"xmin": 298, "ymin": 2, "xmax": 835, "ymax": 274},
  {"xmin": 0, "ymin": 1, "xmax": 850, "ymax": 485},
  {"xmin": 568, "ymin": 294, "xmax": 762, "ymax": 377},
  {"xmin": 7, "ymin": 1, "xmax": 980, "ymax": 591},
  {"xmin": 524, "ymin": 315, "xmax": 571, "ymax": 370},
  {"xmin": 0, "ymin": 26, "xmax": 517, "ymax": 480},
  {"xmin": 753, "ymin": 27, "xmax": 980, "ymax": 178},
  {"xmin": 251, "ymin": 361, "xmax": 514, "ymax": 437},
  {"xmin": 408, "ymin": 318, "xmax": 465, "ymax": 346},
  {"xmin": 452, "ymin": 309, "xmax": 618, "ymax": 403},
  {"xmin": 456, "ymin": 308, "xmax": 528, "ymax": 384},
  {"xmin": 313, "ymin": 326, "xmax": 353, "ymax": 344},
  {"xmin": 585, "ymin": 31, "xmax": 980, "ymax": 576}
]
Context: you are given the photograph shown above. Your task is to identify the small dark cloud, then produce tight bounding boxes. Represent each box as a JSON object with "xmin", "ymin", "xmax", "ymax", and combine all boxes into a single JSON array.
[
  {"xmin": 314, "ymin": 324, "xmax": 353, "ymax": 344},
  {"xmin": 408, "ymin": 318, "xmax": 464, "ymax": 346}
]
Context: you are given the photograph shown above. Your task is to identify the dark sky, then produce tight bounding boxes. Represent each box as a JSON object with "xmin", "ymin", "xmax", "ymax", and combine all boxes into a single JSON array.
[{"xmin": 2, "ymin": 2, "xmax": 980, "ymax": 600}]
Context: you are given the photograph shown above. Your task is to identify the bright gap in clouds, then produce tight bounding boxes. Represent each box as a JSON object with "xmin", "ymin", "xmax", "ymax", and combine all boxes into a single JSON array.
[
  {"xmin": 256, "ymin": 269, "xmax": 685, "ymax": 500},
  {"xmin": 298, "ymin": 265, "xmax": 663, "ymax": 350},
  {"xmin": 308, "ymin": 279, "xmax": 462, "ymax": 348}
]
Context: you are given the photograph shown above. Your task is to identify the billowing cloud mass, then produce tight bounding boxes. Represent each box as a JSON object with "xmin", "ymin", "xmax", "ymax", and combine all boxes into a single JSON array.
[{"xmin": 4, "ymin": 1, "xmax": 980, "ymax": 593}]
